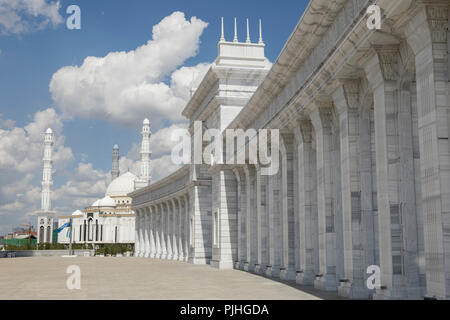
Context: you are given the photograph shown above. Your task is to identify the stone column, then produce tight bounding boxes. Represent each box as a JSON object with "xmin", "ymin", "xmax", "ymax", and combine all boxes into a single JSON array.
[
  {"xmin": 294, "ymin": 119, "xmax": 317, "ymax": 285},
  {"xmin": 171, "ymin": 199, "xmax": 179, "ymax": 260},
  {"xmin": 166, "ymin": 202, "xmax": 174, "ymax": 260},
  {"xmin": 405, "ymin": 3, "xmax": 450, "ymax": 299},
  {"xmin": 280, "ymin": 134, "xmax": 296, "ymax": 280},
  {"xmin": 232, "ymin": 168, "xmax": 243, "ymax": 269},
  {"xmin": 266, "ymin": 156, "xmax": 282, "ymax": 278},
  {"xmin": 144, "ymin": 207, "xmax": 150, "ymax": 258},
  {"xmin": 243, "ymin": 165, "xmax": 256, "ymax": 272},
  {"xmin": 138, "ymin": 210, "xmax": 145, "ymax": 257},
  {"xmin": 211, "ymin": 168, "xmax": 238, "ymax": 269},
  {"xmin": 261, "ymin": 172, "xmax": 270, "ymax": 272},
  {"xmin": 160, "ymin": 203, "xmax": 167, "ymax": 259},
  {"xmin": 184, "ymin": 194, "xmax": 190, "ymax": 262},
  {"xmin": 177, "ymin": 198, "xmax": 184, "ymax": 261},
  {"xmin": 333, "ymin": 79, "xmax": 369, "ymax": 298},
  {"xmin": 135, "ymin": 211, "xmax": 141, "ymax": 257},
  {"xmin": 239, "ymin": 168, "xmax": 248, "ymax": 270},
  {"xmin": 188, "ymin": 183, "xmax": 212, "ymax": 265},
  {"xmin": 255, "ymin": 166, "xmax": 269, "ymax": 274},
  {"xmin": 154, "ymin": 205, "xmax": 162, "ymax": 259},
  {"xmin": 365, "ymin": 45, "xmax": 422, "ymax": 299},
  {"xmin": 149, "ymin": 206, "xmax": 156, "ymax": 258},
  {"xmin": 254, "ymin": 165, "xmax": 264, "ymax": 274},
  {"xmin": 310, "ymin": 102, "xmax": 338, "ymax": 291}
]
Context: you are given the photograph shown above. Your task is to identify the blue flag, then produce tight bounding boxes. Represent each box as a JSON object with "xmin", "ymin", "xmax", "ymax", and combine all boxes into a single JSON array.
[{"xmin": 57, "ymin": 222, "xmax": 71, "ymax": 234}]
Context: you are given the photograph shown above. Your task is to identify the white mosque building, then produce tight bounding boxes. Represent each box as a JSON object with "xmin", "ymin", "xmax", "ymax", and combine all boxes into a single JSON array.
[{"xmin": 56, "ymin": 119, "xmax": 152, "ymax": 245}]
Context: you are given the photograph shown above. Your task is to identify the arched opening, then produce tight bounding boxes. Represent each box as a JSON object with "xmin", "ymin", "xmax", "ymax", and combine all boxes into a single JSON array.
[
  {"xmin": 39, "ymin": 226, "xmax": 44, "ymax": 243},
  {"xmin": 46, "ymin": 226, "xmax": 51, "ymax": 243}
]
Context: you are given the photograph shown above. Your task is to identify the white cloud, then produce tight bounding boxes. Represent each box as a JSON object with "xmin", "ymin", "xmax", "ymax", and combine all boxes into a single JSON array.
[
  {"xmin": 0, "ymin": 0, "xmax": 63, "ymax": 35},
  {"xmin": 52, "ymin": 162, "xmax": 108, "ymax": 212},
  {"xmin": 50, "ymin": 11, "xmax": 210, "ymax": 129}
]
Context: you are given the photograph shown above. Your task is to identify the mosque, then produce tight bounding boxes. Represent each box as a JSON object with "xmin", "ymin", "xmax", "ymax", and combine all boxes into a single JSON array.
[{"xmin": 38, "ymin": 119, "xmax": 152, "ymax": 246}]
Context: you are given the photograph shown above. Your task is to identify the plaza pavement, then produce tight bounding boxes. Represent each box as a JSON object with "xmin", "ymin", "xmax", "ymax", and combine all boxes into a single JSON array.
[{"xmin": 0, "ymin": 257, "xmax": 344, "ymax": 300}]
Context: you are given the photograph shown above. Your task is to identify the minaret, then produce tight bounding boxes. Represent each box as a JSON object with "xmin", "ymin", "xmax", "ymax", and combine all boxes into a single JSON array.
[
  {"xmin": 135, "ymin": 118, "xmax": 152, "ymax": 189},
  {"xmin": 41, "ymin": 128, "xmax": 54, "ymax": 211},
  {"xmin": 37, "ymin": 128, "xmax": 55, "ymax": 244},
  {"xmin": 112, "ymin": 144, "xmax": 120, "ymax": 180}
]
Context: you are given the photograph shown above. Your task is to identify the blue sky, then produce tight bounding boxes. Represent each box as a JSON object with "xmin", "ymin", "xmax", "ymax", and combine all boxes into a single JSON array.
[{"xmin": 0, "ymin": 0, "xmax": 308, "ymax": 233}]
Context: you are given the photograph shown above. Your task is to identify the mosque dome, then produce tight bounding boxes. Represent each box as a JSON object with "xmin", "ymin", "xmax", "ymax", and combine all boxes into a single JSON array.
[
  {"xmin": 92, "ymin": 199, "xmax": 100, "ymax": 207},
  {"xmin": 143, "ymin": 118, "xmax": 150, "ymax": 125},
  {"xmin": 98, "ymin": 196, "xmax": 116, "ymax": 207},
  {"xmin": 72, "ymin": 210, "xmax": 83, "ymax": 216},
  {"xmin": 46, "ymin": 128, "xmax": 53, "ymax": 134},
  {"xmin": 105, "ymin": 172, "xmax": 138, "ymax": 197}
]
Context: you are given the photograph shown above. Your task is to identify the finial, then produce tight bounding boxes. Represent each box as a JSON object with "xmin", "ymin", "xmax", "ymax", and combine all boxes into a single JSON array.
[
  {"xmin": 258, "ymin": 19, "xmax": 264, "ymax": 44},
  {"xmin": 220, "ymin": 17, "xmax": 225, "ymax": 42},
  {"xmin": 246, "ymin": 18, "xmax": 251, "ymax": 43},
  {"xmin": 233, "ymin": 18, "xmax": 238, "ymax": 43}
]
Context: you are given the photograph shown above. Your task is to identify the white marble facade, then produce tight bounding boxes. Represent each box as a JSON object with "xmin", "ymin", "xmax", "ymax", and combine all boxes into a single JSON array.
[{"xmin": 131, "ymin": 1, "xmax": 450, "ymax": 300}]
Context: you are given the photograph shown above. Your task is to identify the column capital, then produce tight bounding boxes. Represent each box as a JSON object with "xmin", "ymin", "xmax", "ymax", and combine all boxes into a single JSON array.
[
  {"xmin": 405, "ymin": 4, "xmax": 448, "ymax": 55},
  {"xmin": 294, "ymin": 118, "xmax": 314, "ymax": 145},
  {"xmin": 332, "ymin": 79, "xmax": 360, "ymax": 115},
  {"xmin": 364, "ymin": 46, "xmax": 400, "ymax": 89},
  {"xmin": 309, "ymin": 101, "xmax": 334, "ymax": 132}
]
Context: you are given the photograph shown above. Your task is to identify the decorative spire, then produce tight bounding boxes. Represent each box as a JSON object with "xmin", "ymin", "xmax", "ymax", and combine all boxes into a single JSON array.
[
  {"xmin": 246, "ymin": 18, "xmax": 251, "ymax": 43},
  {"xmin": 111, "ymin": 144, "xmax": 120, "ymax": 180},
  {"xmin": 137, "ymin": 117, "xmax": 152, "ymax": 189},
  {"xmin": 233, "ymin": 17, "xmax": 238, "ymax": 43},
  {"xmin": 41, "ymin": 128, "xmax": 54, "ymax": 212},
  {"xmin": 258, "ymin": 19, "xmax": 264, "ymax": 44},
  {"xmin": 220, "ymin": 17, "xmax": 225, "ymax": 42}
]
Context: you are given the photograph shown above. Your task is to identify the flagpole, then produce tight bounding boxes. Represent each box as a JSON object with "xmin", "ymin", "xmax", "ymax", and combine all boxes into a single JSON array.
[{"xmin": 69, "ymin": 218, "xmax": 73, "ymax": 256}]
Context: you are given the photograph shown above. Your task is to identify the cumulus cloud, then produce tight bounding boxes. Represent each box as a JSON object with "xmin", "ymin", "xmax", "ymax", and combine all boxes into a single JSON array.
[
  {"xmin": 50, "ymin": 12, "xmax": 210, "ymax": 129},
  {"xmin": 52, "ymin": 162, "xmax": 108, "ymax": 212},
  {"xmin": 0, "ymin": 0, "xmax": 63, "ymax": 35}
]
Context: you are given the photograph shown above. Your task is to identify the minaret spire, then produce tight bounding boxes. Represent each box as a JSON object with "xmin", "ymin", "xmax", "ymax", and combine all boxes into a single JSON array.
[
  {"xmin": 136, "ymin": 118, "xmax": 152, "ymax": 189},
  {"xmin": 41, "ymin": 128, "xmax": 53, "ymax": 211},
  {"xmin": 246, "ymin": 18, "xmax": 251, "ymax": 43},
  {"xmin": 233, "ymin": 17, "xmax": 238, "ymax": 43},
  {"xmin": 111, "ymin": 144, "xmax": 120, "ymax": 180},
  {"xmin": 258, "ymin": 19, "xmax": 264, "ymax": 44},
  {"xmin": 220, "ymin": 17, "xmax": 225, "ymax": 42},
  {"xmin": 37, "ymin": 128, "xmax": 55, "ymax": 244}
]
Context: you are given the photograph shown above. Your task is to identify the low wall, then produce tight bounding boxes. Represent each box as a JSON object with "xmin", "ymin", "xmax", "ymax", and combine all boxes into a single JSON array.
[{"xmin": 0, "ymin": 250, "xmax": 95, "ymax": 258}]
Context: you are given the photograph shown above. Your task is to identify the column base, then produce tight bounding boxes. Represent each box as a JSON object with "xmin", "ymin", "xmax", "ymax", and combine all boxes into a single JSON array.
[
  {"xmin": 149, "ymin": 253, "xmax": 156, "ymax": 259},
  {"xmin": 178, "ymin": 255, "xmax": 184, "ymax": 261},
  {"xmin": 144, "ymin": 252, "xmax": 150, "ymax": 258},
  {"xmin": 338, "ymin": 280, "xmax": 370, "ymax": 299},
  {"xmin": 265, "ymin": 266, "xmax": 281, "ymax": 277},
  {"xmin": 189, "ymin": 257, "xmax": 209, "ymax": 265},
  {"xmin": 160, "ymin": 253, "xmax": 167, "ymax": 259},
  {"xmin": 373, "ymin": 285, "xmax": 422, "ymax": 300},
  {"xmin": 244, "ymin": 262, "xmax": 255, "ymax": 272},
  {"xmin": 211, "ymin": 260, "xmax": 234, "ymax": 270},
  {"xmin": 296, "ymin": 271, "xmax": 315, "ymax": 285},
  {"xmin": 314, "ymin": 274, "xmax": 337, "ymax": 291},
  {"xmin": 254, "ymin": 264, "xmax": 266, "ymax": 274},
  {"xmin": 172, "ymin": 253, "xmax": 179, "ymax": 260},
  {"xmin": 280, "ymin": 268, "xmax": 297, "ymax": 281}
]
